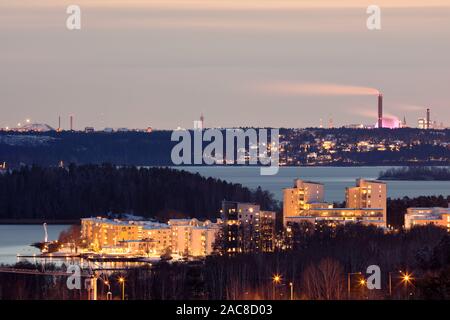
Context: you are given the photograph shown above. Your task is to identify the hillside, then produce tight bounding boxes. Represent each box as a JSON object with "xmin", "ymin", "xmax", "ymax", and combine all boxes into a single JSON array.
[{"xmin": 0, "ymin": 164, "xmax": 278, "ymax": 221}]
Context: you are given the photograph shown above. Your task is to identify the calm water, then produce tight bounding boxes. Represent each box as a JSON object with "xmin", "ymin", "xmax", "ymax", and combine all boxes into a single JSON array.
[
  {"xmin": 180, "ymin": 166, "xmax": 450, "ymax": 202},
  {"xmin": 0, "ymin": 225, "xmax": 70, "ymax": 265}
]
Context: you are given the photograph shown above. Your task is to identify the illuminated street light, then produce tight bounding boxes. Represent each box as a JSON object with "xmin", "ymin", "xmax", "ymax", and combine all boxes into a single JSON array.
[
  {"xmin": 401, "ymin": 273, "xmax": 413, "ymax": 284},
  {"xmin": 400, "ymin": 271, "xmax": 413, "ymax": 300},
  {"xmin": 103, "ymin": 280, "xmax": 112, "ymax": 300},
  {"xmin": 272, "ymin": 274, "xmax": 282, "ymax": 284},
  {"xmin": 272, "ymin": 274, "xmax": 282, "ymax": 300},
  {"xmin": 289, "ymin": 282, "xmax": 294, "ymax": 300},
  {"xmin": 347, "ymin": 272, "xmax": 362, "ymax": 299},
  {"xmin": 389, "ymin": 270, "xmax": 414, "ymax": 298},
  {"xmin": 118, "ymin": 277, "xmax": 125, "ymax": 300}
]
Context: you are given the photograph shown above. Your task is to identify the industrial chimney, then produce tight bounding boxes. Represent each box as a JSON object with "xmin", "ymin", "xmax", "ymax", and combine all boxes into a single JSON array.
[
  {"xmin": 378, "ymin": 92, "xmax": 383, "ymax": 128},
  {"xmin": 70, "ymin": 115, "xmax": 74, "ymax": 131},
  {"xmin": 426, "ymin": 108, "xmax": 431, "ymax": 129}
]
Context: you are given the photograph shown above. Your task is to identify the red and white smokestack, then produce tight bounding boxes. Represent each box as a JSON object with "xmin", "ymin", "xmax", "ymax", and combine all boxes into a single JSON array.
[{"xmin": 378, "ymin": 92, "xmax": 383, "ymax": 129}]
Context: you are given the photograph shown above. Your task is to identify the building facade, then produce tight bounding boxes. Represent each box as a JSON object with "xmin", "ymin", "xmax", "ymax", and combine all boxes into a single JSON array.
[
  {"xmin": 346, "ymin": 179, "xmax": 387, "ymax": 224},
  {"xmin": 283, "ymin": 179, "xmax": 387, "ymax": 228},
  {"xmin": 283, "ymin": 180, "xmax": 325, "ymax": 225},
  {"xmin": 404, "ymin": 207, "xmax": 450, "ymax": 230},
  {"xmin": 81, "ymin": 217, "xmax": 221, "ymax": 257},
  {"xmin": 220, "ymin": 201, "xmax": 276, "ymax": 253},
  {"xmin": 168, "ymin": 218, "xmax": 221, "ymax": 257}
]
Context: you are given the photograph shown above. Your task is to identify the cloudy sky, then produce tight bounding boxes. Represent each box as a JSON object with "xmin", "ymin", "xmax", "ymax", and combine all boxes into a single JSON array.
[{"xmin": 1, "ymin": 0, "xmax": 449, "ymax": 129}]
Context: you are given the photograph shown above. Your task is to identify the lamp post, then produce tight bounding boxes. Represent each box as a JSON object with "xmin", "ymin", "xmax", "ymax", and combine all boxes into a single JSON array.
[
  {"xmin": 272, "ymin": 274, "xmax": 282, "ymax": 300},
  {"xmin": 104, "ymin": 280, "xmax": 112, "ymax": 300},
  {"xmin": 289, "ymin": 282, "xmax": 294, "ymax": 300},
  {"xmin": 359, "ymin": 278, "xmax": 367, "ymax": 299},
  {"xmin": 388, "ymin": 271, "xmax": 403, "ymax": 297},
  {"xmin": 389, "ymin": 270, "xmax": 413, "ymax": 298},
  {"xmin": 347, "ymin": 272, "xmax": 362, "ymax": 300},
  {"xmin": 400, "ymin": 271, "xmax": 413, "ymax": 300},
  {"xmin": 118, "ymin": 277, "xmax": 125, "ymax": 300}
]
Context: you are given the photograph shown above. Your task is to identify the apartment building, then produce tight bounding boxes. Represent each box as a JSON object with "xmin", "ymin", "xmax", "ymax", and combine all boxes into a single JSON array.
[
  {"xmin": 168, "ymin": 218, "xmax": 221, "ymax": 257},
  {"xmin": 81, "ymin": 217, "xmax": 221, "ymax": 257},
  {"xmin": 283, "ymin": 180, "xmax": 325, "ymax": 225},
  {"xmin": 283, "ymin": 179, "xmax": 387, "ymax": 228},
  {"xmin": 404, "ymin": 207, "xmax": 450, "ymax": 230},
  {"xmin": 220, "ymin": 201, "xmax": 276, "ymax": 253},
  {"xmin": 346, "ymin": 179, "xmax": 387, "ymax": 223}
]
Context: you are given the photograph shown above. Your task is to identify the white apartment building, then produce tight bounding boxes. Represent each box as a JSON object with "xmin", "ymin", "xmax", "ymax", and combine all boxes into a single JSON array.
[
  {"xmin": 283, "ymin": 179, "xmax": 387, "ymax": 228},
  {"xmin": 81, "ymin": 217, "xmax": 222, "ymax": 257},
  {"xmin": 404, "ymin": 207, "xmax": 450, "ymax": 230}
]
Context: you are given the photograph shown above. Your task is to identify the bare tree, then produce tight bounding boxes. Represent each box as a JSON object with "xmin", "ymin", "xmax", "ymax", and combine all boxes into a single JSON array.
[{"xmin": 302, "ymin": 258, "xmax": 345, "ymax": 300}]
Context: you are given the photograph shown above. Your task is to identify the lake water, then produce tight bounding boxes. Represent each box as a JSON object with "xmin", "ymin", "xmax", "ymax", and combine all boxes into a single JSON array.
[
  {"xmin": 0, "ymin": 225, "xmax": 70, "ymax": 265},
  {"xmin": 180, "ymin": 166, "xmax": 450, "ymax": 202}
]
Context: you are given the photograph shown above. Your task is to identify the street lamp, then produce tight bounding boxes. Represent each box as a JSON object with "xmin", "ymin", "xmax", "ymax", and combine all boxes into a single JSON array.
[
  {"xmin": 272, "ymin": 274, "xmax": 282, "ymax": 300},
  {"xmin": 347, "ymin": 272, "xmax": 362, "ymax": 299},
  {"xmin": 389, "ymin": 270, "xmax": 413, "ymax": 297},
  {"xmin": 272, "ymin": 274, "xmax": 282, "ymax": 284},
  {"xmin": 103, "ymin": 280, "xmax": 112, "ymax": 300},
  {"xmin": 289, "ymin": 282, "xmax": 294, "ymax": 300},
  {"xmin": 400, "ymin": 271, "xmax": 413, "ymax": 299},
  {"xmin": 388, "ymin": 271, "xmax": 396, "ymax": 296},
  {"xmin": 118, "ymin": 277, "xmax": 125, "ymax": 300}
]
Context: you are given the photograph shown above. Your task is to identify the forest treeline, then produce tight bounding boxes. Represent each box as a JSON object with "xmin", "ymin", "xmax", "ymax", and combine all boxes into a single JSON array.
[{"xmin": 0, "ymin": 164, "xmax": 278, "ymax": 221}]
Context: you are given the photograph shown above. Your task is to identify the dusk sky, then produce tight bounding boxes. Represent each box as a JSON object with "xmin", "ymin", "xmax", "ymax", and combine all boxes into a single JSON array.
[{"xmin": 1, "ymin": 0, "xmax": 449, "ymax": 130}]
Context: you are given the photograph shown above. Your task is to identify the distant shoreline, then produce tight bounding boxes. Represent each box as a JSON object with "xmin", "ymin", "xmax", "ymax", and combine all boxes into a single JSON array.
[
  {"xmin": 378, "ymin": 166, "xmax": 450, "ymax": 181},
  {"xmin": 0, "ymin": 219, "xmax": 78, "ymax": 225}
]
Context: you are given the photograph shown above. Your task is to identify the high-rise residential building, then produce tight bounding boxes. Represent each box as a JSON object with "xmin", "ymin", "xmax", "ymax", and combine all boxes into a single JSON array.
[
  {"xmin": 220, "ymin": 201, "xmax": 276, "ymax": 253},
  {"xmin": 283, "ymin": 179, "xmax": 387, "ymax": 228},
  {"xmin": 259, "ymin": 210, "xmax": 277, "ymax": 252},
  {"xmin": 346, "ymin": 179, "xmax": 387, "ymax": 224},
  {"xmin": 283, "ymin": 180, "xmax": 326, "ymax": 225}
]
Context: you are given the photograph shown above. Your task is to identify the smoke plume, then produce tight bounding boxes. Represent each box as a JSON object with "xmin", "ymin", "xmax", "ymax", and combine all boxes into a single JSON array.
[{"xmin": 257, "ymin": 82, "xmax": 379, "ymax": 96}]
